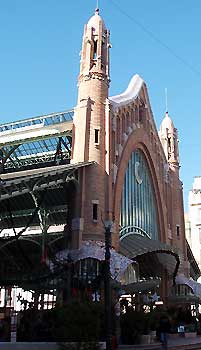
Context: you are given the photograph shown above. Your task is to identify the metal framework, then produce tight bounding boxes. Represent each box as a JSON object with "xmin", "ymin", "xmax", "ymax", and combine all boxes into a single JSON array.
[
  {"xmin": 0, "ymin": 110, "xmax": 74, "ymax": 172},
  {"xmin": 0, "ymin": 161, "xmax": 94, "ymax": 291},
  {"xmin": 0, "ymin": 107, "xmax": 95, "ymax": 293},
  {"xmin": 0, "ymin": 163, "xmax": 88, "ymax": 201}
]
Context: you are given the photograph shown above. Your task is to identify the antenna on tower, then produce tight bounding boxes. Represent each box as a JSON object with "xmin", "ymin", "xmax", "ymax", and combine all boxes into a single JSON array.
[
  {"xmin": 165, "ymin": 88, "xmax": 168, "ymax": 113},
  {"xmin": 96, "ymin": 0, "xmax": 99, "ymax": 10}
]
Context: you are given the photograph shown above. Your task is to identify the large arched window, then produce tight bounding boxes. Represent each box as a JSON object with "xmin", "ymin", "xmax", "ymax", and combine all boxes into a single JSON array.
[{"xmin": 120, "ymin": 149, "xmax": 158, "ymax": 240}]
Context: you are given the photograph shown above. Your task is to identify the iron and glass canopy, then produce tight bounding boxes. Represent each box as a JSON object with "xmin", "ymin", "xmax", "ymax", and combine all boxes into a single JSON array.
[
  {"xmin": 0, "ymin": 107, "xmax": 98, "ymax": 291},
  {"xmin": 0, "ymin": 104, "xmax": 95, "ymax": 291},
  {"xmin": 120, "ymin": 233, "xmax": 181, "ymax": 282},
  {"xmin": 0, "ymin": 152, "xmax": 94, "ymax": 290},
  {"xmin": 0, "ymin": 110, "xmax": 74, "ymax": 173}
]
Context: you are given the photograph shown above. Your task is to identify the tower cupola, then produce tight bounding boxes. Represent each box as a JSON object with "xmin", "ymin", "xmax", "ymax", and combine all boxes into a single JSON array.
[
  {"xmin": 79, "ymin": 8, "xmax": 110, "ymax": 87},
  {"xmin": 72, "ymin": 8, "xmax": 111, "ymax": 166},
  {"xmin": 87, "ymin": 8, "xmax": 106, "ymax": 32},
  {"xmin": 160, "ymin": 111, "xmax": 174, "ymax": 132}
]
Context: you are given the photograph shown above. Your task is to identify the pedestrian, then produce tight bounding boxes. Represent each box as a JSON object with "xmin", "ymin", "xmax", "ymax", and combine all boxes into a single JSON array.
[{"xmin": 159, "ymin": 314, "xmax": 171, "ymax": 350}]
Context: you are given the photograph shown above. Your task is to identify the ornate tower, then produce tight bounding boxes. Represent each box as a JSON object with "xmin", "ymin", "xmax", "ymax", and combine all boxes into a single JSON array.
[
  {"xmin": 71, "ymin": 9, "xmax": 111, "ymax": 242},
  {"xmin": 72, "ymin": 8, "xmax": 111, "ymax": 166},
  {"xmin": 159, "ymin": 111, "xmax": 179, "ymax": 168}
]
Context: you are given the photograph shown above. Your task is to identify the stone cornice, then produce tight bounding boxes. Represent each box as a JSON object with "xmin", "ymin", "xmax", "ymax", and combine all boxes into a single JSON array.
[{"xmin": 78, "ymin": 72, "xmax": 110, "ymax": 86}]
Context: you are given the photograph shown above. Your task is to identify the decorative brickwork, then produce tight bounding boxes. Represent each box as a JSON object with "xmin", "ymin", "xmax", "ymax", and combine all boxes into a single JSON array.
[{"xmin": 71, "ymin": 9, "xmax": 189, "ymax": 289}]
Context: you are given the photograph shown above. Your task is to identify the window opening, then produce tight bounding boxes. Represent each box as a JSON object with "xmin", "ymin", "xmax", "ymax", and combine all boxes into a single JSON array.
[
  {"xmin": 93, "ymin": 204, "xmax": 98, "ymax": 221},
  {"xmin": 176, "ymin": 225, "xmax": 180, "ymax": 237},
  {"xmin": 168, "ymin": 137, "xmax": 171, "ymax": 157},
  {"xmin": 94, "ymin": 129, "xmax": 99, "ymax": 144},
  {"xmin": 199, "ymin": 227, "xmax": 201, "ymax": 244},
  {"xmin": 93, "ymin": 40, "xmax": 97, "ymax": 59}
]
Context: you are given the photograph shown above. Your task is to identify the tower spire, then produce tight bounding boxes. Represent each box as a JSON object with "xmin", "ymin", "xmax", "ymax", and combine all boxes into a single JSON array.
[{"xmin": 165, "ymin": 87, "xmax": 168, "ymax": 113}]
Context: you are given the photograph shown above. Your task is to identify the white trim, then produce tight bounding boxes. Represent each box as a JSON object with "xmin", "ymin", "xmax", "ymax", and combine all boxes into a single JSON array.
[{"xmin": 109, "ymin": 74, "xmax": 144, "ymax": 110}]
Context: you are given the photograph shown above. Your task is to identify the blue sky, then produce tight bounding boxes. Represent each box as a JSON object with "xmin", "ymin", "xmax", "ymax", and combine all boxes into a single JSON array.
[{"xmin": 0, "ymin": 0, "xmax": 201, "ymax": 210}]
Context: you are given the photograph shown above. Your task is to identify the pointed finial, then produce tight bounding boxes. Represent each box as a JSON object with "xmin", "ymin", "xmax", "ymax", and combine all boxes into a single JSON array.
[
  {"xmin": 95, "ymin": 0, "xmax": 99, "ymax": 14},
  {"xmin": 165, "ymin": 88, "xmax": 168, "ymax": 113}
]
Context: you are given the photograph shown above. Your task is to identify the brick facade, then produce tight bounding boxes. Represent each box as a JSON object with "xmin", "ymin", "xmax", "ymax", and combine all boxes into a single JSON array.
[{"xmin": 71, "ymin": 9, "xmax": 189, "ymax": 281}]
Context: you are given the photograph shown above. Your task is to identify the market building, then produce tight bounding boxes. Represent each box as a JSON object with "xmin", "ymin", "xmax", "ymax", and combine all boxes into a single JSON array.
[{"xmin": 0, "ymin": 8, "xmax": 199, "ymax": 312}]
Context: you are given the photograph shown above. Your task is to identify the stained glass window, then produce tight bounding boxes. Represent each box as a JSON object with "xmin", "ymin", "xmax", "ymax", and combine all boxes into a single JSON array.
[{"xmin": 120, "ymin": 149, "xmax": 158, "ymax": 240}]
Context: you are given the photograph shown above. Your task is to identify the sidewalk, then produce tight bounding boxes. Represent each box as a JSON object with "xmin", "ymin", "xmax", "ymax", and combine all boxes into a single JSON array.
[{"xmin": 119, "ymin": 335, "xmax": 201, "ymax": 349}]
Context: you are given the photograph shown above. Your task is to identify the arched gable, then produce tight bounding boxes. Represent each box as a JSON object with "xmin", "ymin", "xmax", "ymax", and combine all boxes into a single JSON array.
[{"xmin": 110, "ymin": 74, "xmax": 168, "ymax": 247}]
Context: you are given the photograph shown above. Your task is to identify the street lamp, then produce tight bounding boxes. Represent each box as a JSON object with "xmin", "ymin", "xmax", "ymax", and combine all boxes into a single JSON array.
[{"xmin": 104, "ymin": 220, "xmax": 113, "ymax": 350}]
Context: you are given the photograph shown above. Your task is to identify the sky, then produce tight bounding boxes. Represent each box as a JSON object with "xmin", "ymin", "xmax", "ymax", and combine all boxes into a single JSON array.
[{"xmin": 0, "ymin": 0, "xmax": 201, "ymax": 210}]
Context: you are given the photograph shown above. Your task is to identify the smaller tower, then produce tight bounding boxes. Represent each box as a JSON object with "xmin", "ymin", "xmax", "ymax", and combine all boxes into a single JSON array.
[
  {"xmin": 159, "ymin": 112, "xmax": 186, "ymax": 271},
  {"xmin": 159, "ymin": 111, "xmax": 179, "ymax": 167}
]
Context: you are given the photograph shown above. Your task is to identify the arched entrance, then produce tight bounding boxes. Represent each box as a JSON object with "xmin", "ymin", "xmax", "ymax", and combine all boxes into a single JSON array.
[{"xmin": 113, "ymin": 134, "xmax": 180, "ymax": 301}]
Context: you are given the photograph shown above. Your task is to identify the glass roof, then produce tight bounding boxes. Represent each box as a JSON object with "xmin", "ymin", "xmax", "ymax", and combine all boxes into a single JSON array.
[
  {"xmin": 0, "ymin": 109, "xmax": 74, "ymax": 132},
  {"xmin": 0, "ymin": 110, "xmax": 74, "ymax": 172}
]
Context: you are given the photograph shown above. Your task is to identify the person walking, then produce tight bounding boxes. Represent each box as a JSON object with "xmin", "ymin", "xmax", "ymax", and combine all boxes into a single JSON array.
[{"xmin": 159, "ymin": 314, "xmax": 171, "ymax": 350}]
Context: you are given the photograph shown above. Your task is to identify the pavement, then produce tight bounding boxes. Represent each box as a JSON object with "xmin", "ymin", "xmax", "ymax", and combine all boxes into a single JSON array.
[{"xmin": 119, "ymin": 335, "xmax": 201, "ymax": 349}]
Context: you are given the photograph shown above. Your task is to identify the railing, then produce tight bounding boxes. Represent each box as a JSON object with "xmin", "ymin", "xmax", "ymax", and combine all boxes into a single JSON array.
[
  {"xmin": 0, "ymin": 109, "xmax": 74, "ymax": 133},
  {"xmin": 4, "ymin": 150, "xmax": 71, "ymax": 170},
  {"xmin": 119, "ymin": 225, "xmax": 151, "ymax": 239}
]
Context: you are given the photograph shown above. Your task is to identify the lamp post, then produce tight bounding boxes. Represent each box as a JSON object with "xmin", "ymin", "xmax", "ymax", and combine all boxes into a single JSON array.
[{"xmin": 104, "ymin": 220, "xmax": 113, "ymax": 350}]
